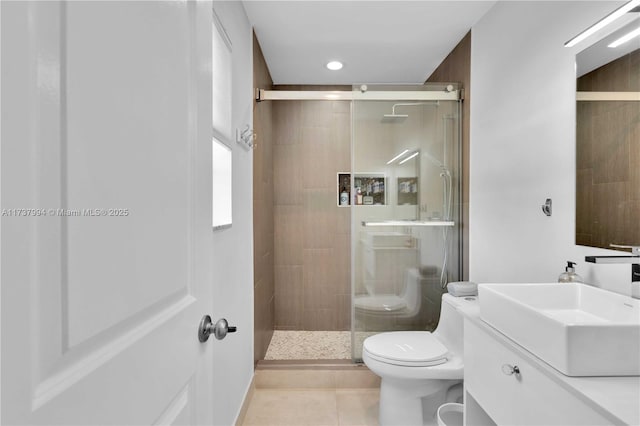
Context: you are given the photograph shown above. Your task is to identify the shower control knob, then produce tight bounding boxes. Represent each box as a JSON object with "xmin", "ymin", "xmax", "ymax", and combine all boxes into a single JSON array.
[{"xmin": 198, "ymin": 315, "xmax": 237, "ymax": 342}]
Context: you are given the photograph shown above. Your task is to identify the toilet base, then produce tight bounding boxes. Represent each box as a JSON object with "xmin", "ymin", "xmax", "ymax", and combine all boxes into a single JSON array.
[{"xmin": 378, "ymin": 378, "xmax": 460, "ymax": 426}]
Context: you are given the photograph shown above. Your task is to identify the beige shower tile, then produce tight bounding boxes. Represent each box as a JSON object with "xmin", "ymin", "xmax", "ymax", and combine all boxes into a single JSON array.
[
  {"xmin": 274, "ymin": 101, "xmax": 302, "ymax": 145},
  {"xmin": 302, "ymin": 127, "xmax": 334, "ymax": 189},
  {"xmin": 303, "ymin": 249, "xmax": 337, "ymax": 311},
  {"xmin": 303, "ymin": 189, "xmax": 338, "ymax": 249},
  {"xmin": 332, "ymin": 112, "xmax": 351, "ymax": 172},
  {"xmin": 333, "ymin": 234, "xmax": 351, "ymax": 295},
  {"xmin": 274, "ymin": 143, "xmax": 303, "ymax": 206},
  {"xmin": 303, "ymin": 308, "xmax": 338, "ymax": 331},
  {"xmin": 332, "ymin": 100, "xmax": 351, "ymax": 113},
  {"xmin": 335, "ymin": 207, "xmax": 351, "ymax": 235},
  {"xmin": 275, "ymin": 266, "xmax": 303, "ymax": 329},
  {"xmin": 242, "ymin": 389, "xmax": 338, "ymax": 426},
  {"xmin": 274, "ymin": 206, "xmax": 303, "ymax": 266},
  {"xmin": 336, "ymin": 294, "xmax": 352, "ymax": 332},
  {"xmin": 302, "ymin": 100, "xmax": 334, "ymax": 127},
  {"xmin": 336, "ymin": 389, "xmax": 380, "ymax": 426}
]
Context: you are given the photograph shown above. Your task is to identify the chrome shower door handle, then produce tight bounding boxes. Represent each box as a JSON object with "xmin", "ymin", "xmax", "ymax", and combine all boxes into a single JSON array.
[{"xmin": 198, "ymin": 315, "xmax": 237, "ymax": 342}]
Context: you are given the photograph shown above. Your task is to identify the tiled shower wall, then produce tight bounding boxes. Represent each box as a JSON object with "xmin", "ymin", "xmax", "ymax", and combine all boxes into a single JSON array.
[
  {"xmin": 426, "ymin": 31, "xmax": 471, "ymax": 281},
  {"xmin": 273, "ymin": 93, "xmax": 352, "ymax": 331},
  {"xmin": 253, "ymin": 33, "xmax": 274, "ymax": 364}
]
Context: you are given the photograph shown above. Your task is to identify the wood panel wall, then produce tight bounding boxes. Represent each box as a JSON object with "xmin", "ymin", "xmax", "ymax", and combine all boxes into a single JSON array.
[
  {"xmin": 253, "ymin": 33, "xmax": 274, "ymax": 364},
  {"xmin": 426, "ymin": 31, "xmax": 471, "ymax": 280},
  {"xmin": 272, "ymin": 87, "xmax": 352, "ymax": 331}
]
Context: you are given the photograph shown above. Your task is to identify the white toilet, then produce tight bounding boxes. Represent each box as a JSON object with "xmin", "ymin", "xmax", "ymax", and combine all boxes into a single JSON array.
[
  {"xmin": 354, "ymin": 268, "xmax": 424, "ymax": 317},
  {"xmin": 362, "ymin": 294, "xmax": 477, "ymax": 426}
]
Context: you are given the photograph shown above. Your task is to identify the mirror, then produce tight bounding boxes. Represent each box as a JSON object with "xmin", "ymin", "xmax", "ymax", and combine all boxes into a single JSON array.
[{"xmin": 575, "ymin": 17, "xmax": 640, "ymax": 251}]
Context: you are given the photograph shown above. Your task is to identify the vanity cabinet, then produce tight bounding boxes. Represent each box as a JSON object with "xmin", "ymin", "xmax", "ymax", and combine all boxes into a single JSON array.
[{"xmin": 464, "ymin": 319, "xmax": 615, "ymax": 425}]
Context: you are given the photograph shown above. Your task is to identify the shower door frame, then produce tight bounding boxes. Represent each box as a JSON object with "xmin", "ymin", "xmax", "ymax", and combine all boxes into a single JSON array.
[
  {"xmin": 255, "ymin": 86, "xmax": 463, "ymax": 363},
  {"xmin": 349, "ymin": 86, "xmax": 463, "ymax": 362}
]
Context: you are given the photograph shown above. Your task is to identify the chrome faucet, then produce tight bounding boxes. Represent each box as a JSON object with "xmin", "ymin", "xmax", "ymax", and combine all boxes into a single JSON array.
[{"xmin": 585, "ymin": 244, "xmax": 640, "ymax": 282}]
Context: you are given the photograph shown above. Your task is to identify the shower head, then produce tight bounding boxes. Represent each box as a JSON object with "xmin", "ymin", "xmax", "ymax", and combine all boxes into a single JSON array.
[
  {"xmin": 382, "ymin": 113, "xmax": 409, "ymax": 120},
  {"xmin": 382, "ymin": 101, "xmax": 439, "ymax": 120}
]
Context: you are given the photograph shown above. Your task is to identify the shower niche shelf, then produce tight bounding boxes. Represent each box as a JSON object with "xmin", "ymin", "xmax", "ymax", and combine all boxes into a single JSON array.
[
  {"xmin": 353, "ymin": 174, "xmax": 386, "ymax": 206},
  {"xmin": 361, "ymin": 220, "xmax": 454, "ymax": 227}
]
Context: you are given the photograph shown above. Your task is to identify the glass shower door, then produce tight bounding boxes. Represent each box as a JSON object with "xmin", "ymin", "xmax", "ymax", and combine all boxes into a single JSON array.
[{"xmin": 350, "ymin": 84, "xmax": 461, "ymax": 361}]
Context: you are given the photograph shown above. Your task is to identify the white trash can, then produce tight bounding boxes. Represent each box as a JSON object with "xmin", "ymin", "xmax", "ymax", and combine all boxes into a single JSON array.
[{"xmin": 437, "ymin": 402, "xmax": 463, "ymax": 426}]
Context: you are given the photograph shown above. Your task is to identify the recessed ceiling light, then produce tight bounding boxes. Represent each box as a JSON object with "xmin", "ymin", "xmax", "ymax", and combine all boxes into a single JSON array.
[
  {"xmin": 326, "ymin": 61, "xmax": 343, "ymax": 71},
  {"xmin": 608, "ymin": 26, "xmax": 640, "ymax": 47}
]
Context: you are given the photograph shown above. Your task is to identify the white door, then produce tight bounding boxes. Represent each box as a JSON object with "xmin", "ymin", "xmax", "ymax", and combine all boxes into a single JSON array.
[{"xmin": 1, "ymin": 1, "xmax": 214, "ymax": 424}]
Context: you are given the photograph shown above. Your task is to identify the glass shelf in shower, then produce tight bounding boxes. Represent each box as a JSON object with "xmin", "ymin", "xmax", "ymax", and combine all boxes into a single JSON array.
[{"xmin": 361, "ymin": 220, "xmax": 454, "ymax": 227}]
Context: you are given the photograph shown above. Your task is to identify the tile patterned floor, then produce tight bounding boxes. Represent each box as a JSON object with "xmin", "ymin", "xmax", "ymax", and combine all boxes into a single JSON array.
[{"xmin": 242, "ymin": 388, "xmax": 379, "ymax": 426}]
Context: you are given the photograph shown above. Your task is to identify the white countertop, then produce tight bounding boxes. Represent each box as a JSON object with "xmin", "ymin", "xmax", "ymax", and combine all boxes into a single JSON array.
[{"xmin": 462, "ymin": 304, "xmax": 640, "ymax": 425}]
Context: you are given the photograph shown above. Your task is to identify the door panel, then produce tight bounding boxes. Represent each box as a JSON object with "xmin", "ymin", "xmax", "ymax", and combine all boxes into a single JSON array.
[{"xmin": 1, "ymin": 1, "xmax": 213, "ymax": 424}]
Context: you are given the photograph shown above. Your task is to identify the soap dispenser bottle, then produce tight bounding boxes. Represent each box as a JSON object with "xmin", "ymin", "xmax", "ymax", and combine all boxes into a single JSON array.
[{"xmin": 558, "ymin": 261, "xmax": 583, "ymax": 283}]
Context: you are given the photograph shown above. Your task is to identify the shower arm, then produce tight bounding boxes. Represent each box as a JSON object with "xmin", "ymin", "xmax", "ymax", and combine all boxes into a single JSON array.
[{"xmin": 390, "ymin": 101, "xmax": 439, "ymax": 115}]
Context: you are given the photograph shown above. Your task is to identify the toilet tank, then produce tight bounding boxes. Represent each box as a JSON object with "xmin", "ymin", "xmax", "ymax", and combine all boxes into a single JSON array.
[{"xmin": 433, "ymin": 294, "xmax": 477, "ymax": 356}]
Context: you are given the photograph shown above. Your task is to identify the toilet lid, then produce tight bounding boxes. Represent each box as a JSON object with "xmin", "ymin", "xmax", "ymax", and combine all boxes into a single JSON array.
[
  {"xmin": 354, "ymin": 295, "xmax": 407, "ymax": 312},
  {"xmin": 363, "ymin": 331, "xmax": 448, "ymax": 366}
]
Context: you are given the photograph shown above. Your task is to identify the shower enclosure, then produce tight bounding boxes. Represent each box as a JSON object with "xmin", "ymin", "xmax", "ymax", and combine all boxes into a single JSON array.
[
  {"xmin": 349, "ymin": 84, "xmax": 461, "ymax": 361},
  {"xmin": 254, "ymin": 83, "xmax": 461, "ymax": 363}
]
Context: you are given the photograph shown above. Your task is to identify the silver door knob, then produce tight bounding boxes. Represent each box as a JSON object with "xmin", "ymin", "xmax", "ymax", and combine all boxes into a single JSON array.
[{"xmin": 198, "ymin": 315, "xmax": 237, "ymax": 342}]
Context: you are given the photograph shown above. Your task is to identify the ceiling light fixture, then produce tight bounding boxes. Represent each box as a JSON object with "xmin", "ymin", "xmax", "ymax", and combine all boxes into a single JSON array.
[
  {"xmin": 387, "ymin": 149, "xmax": 410, "ymax": 165},
  {"xmin": 399, "ymin": 151, "xmax": 419, "ymax": 165},
  {"xmin": 326, "ymin": 61, "xmax": 343, "ymax": 71},
  {"xmin": 564, "ymin": 0, "xmax": 640, "ymax": 47},
  {"xmin": 608, "ymin": 26, "xmax": 640, "ymax": 47}
]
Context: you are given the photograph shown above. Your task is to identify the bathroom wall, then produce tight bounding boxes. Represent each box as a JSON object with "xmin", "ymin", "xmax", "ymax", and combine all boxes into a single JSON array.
[
  {"xmin": 470, "ymin": 1, "xmax": 633, "ymax": 296},
  {"xmin": 252, "ymin": 33, "xmax": 275, "ymax": 364},
  {"xmin": 209, "ymin": 2, "xmax": 255, "ymax": 424},
  {"xmin": 272, "ymin": 89, "xmax": 351, "ymax": 331},
  {"xmin": 426, "ymin": 32, "xmax": 471, "ymax": 281}
]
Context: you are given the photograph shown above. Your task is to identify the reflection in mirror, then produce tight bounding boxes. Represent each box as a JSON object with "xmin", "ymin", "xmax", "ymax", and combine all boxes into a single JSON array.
[{"xmin": 575, "ymin": 17, "xmax": 640, "ymax": 251}]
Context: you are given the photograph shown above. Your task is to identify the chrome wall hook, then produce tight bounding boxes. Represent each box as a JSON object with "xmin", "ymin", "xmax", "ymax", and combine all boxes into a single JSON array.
[{"xmin": 541, "ymin": 198, "xmax": 552, "ymax": 216}]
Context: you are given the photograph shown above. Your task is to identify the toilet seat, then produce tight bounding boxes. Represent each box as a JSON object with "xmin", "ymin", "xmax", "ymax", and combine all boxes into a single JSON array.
[
  {"xmin": 363, "ymin": 331, "xmax": 449, "ymax": 367},
  {"xmin": 354, "ymin": 295, "xmax": 407, "ymax": 312}
]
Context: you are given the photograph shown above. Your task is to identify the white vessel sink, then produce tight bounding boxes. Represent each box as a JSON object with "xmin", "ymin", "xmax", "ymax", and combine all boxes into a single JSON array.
[{"xmin": 479, "ymin": 283, "xmax": 640, "ymax": 377}]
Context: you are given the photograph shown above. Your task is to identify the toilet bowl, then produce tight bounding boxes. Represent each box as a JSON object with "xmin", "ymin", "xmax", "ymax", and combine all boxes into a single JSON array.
[
  {"xmin": 354, "ymin": 268, "xmax": 424, "ymax": 317},
  {"xmin": 362, "ymin": 294, "xmax": 477, "ymax": 426}
]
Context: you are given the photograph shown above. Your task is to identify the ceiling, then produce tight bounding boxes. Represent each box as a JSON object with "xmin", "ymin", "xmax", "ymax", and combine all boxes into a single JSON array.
[{"xmin": 242, "ymin": 1, "xmax": 497, "ymax": 85}]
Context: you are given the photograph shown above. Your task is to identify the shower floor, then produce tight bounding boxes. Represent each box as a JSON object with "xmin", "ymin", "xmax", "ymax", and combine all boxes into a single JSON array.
[
  {"xmin": 264, "ymin": 330, "xmax": 379, "ymax": 360},
  {"xmin": 265, "ymin": 331, "xmax": 351, "ymax": 360}
]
